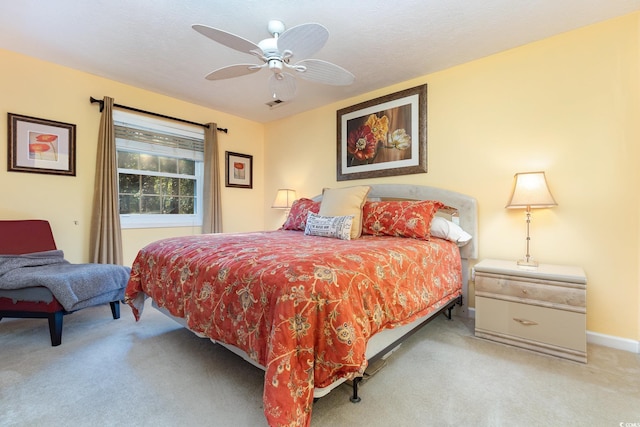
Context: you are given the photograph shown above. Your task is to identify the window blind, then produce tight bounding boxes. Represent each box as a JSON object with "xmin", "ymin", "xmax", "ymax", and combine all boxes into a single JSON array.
[{"xmin": 114, "ymin": 123, "xmax": 204, "ymax": 153}]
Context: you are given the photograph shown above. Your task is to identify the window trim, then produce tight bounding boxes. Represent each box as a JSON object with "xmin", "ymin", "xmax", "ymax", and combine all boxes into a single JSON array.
[{"xmin": 114, "ymin": 111, "xmax": 205, "ymax": 229}]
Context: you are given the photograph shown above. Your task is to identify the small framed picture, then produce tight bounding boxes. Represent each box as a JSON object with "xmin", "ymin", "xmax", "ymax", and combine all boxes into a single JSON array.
[
  {"xmin": 225, "ymin": 151, "xmax": 253, "ymax": 189},
  {"xmin": 8, "ymin": 113, "xmax": 76, "ymax": 176}
]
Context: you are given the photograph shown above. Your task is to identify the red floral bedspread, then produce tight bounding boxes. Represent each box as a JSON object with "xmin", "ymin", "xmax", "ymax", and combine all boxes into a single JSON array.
[{"xmin": 125, "ymin": 230, "xmax": 462, "ymax": 427}]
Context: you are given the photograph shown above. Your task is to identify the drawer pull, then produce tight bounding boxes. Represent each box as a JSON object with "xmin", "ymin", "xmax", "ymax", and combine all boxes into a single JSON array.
[{"xmin": 513, "ymin": 318, "xmax": 538, "ymax": 326}]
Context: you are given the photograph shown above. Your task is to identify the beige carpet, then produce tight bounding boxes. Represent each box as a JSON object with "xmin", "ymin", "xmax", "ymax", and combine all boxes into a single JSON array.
[{"xmin": 1, "ymin": 301, "xmax": 639, "ymax": 426}]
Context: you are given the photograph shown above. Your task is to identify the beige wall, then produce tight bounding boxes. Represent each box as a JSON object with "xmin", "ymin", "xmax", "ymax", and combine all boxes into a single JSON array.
[
  {"xmin": 0, "ymin": 49, "xmax": 266, "ymax": 266},
  {"xmin": 1, "ymin": 12, "xmax": 638, "ymax": 342},
  {"xmin": 264, "ymin": 14, "xmax": 640, "ymax": 341}
]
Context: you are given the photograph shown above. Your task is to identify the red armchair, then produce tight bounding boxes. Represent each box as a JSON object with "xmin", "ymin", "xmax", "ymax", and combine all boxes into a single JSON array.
[{"xmin": 0, "ymin": 220, "xmax": 126, "ymax": 346}]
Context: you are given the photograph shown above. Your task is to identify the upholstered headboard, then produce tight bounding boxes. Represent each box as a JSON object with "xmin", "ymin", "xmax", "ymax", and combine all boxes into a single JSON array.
[{"xmin": 313, "ymin": 183, "xmax": 478, "ymax": 260}]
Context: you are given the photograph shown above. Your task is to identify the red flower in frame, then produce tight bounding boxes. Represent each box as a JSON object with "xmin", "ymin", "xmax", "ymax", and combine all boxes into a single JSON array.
[{"xmin": 347, "ymin": 125, "xmax": 377, "ymax": 161}]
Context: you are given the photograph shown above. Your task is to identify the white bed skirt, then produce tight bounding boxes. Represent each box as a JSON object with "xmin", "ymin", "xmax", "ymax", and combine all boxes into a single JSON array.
[{"xmin": 152, "ymin": 292, "xmax": 459, "ymax": 398}]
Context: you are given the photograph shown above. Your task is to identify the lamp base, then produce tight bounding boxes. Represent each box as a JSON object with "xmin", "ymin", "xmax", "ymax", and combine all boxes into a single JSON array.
[{"xmin": 517, "ymin": 258, "xmax": 539, "ymax": 269}]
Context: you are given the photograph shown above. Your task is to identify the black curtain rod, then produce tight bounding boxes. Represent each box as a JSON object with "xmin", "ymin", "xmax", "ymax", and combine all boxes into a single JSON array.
[{"xmin": 89, "ymin": 97, "xmax": 228, "ymax": 133}]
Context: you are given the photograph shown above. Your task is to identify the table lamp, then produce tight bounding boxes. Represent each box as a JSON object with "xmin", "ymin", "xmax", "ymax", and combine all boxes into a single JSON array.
[
  {"xmin": 506, "ymin": 171, "xmax": 557, "ymax": 268},
  {"xmin": 272, "ymin": 189, "xmax": 297, "ymax": 215}
]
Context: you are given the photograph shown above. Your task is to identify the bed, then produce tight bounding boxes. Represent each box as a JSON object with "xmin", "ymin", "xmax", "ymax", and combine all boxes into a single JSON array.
[{"xmin": 125, "ymin": 183, "xmax": 477, "ymax": 427}]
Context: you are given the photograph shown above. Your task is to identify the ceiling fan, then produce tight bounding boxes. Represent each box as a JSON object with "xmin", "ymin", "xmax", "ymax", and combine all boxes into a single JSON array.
[{"xmin": 192, "ymin": 20, "xmax": 355, "ymax": 102}]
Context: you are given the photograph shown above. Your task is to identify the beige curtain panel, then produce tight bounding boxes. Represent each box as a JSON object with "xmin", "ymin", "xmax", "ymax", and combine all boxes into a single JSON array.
[
  {"xmin": 203, "ymin": 122, "xmax": 222, "ymax": 234},
  {"xmin": 90, "ymin": 96, "xmax": 124, "ymax": 265}
]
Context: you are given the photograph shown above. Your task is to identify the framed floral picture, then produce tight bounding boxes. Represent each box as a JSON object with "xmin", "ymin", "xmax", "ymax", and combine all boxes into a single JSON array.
[
  {"xmin": 336, "ymin": 84, "xmax": 427, "ymax": 181},
  {"xmin": 7, "ymin": 113, "xmax": 76, "ymax": 176},
  {"xmin": 225, "ymin": 151, "xmax": 253, "ymax": 189}
]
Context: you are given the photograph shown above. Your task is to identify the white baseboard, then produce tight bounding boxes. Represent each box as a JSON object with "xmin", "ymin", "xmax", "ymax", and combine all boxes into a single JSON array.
[
  {"xmin": 587, "ymin": 331, "xmax": 640, "ymax": 353},
  {"xmin": 465, "ymin": 307, "xmax": 639, "ymax": 354},
  {"xmin": 467, "ymin": 306, "xmax": 476, "ymax": 319}
]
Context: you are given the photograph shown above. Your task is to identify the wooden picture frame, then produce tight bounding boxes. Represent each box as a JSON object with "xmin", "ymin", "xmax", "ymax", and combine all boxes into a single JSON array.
[
  {"xmin": 7, "ymin": 113, "xmax": 76, "ymax": 176},
  {"xmin": 336, "ymin": 84, "xmax": 427, "ymax": 181},
  {"xmin": 225, "ymin": 151, "xmax": 253, "ymax": 189}
]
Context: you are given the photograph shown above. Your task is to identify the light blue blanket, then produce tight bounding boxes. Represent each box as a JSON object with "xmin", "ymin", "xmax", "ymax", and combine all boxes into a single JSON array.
[{"xmin": 0, "ymin": 250, "xmax": 130, "ymax": 312}]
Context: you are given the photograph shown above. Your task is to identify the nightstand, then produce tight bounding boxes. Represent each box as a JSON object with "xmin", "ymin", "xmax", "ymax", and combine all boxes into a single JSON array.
[{"xmin": 474, "ymin": 259, "xmax": 587, "ymax": 363}]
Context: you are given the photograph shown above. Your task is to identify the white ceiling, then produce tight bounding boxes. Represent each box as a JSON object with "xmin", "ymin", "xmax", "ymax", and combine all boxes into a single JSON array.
[{"xmin": 1, "ymin": 1, "xmax": 639, "ymax": 123}]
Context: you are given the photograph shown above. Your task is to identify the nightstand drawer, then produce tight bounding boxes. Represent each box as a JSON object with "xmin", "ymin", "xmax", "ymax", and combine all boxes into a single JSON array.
[
  {"xmin": 475, "ymin": 296, "xmax": 586, "ymax": 352},
  {"xmin": 475, "ymin": 273, "xmax": 585, "ymax": 312}
]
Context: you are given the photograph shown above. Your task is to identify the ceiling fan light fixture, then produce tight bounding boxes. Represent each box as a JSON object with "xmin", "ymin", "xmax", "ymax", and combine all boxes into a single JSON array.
[{"xmin": 268, "ymin": 59, "xmax": 283, "ymax": 73}]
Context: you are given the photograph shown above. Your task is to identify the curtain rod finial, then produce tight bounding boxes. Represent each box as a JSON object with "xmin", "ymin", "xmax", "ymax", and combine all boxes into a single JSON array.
[{"xmin": 89, "ymin": 96, "xmax": 105, "ymax": 112}]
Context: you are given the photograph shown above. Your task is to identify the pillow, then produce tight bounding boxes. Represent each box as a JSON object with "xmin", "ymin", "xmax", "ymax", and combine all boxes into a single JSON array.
[
  {"xmin": 361, "ymin": 200, "xmax": 443, "ymax": 240},
  {"xmin": 318, "ymin": 186, "xmax": 370, "ymax": 239},
  {"xmin": 282, "ymin": 198, "xmax": 320, "ymax": 231},
  {"xmin": 304, "ymin": 213, "xmax": 354, "ymax": 240},
  {"xmin": 430, "ymin": 216, "xmax": 473, "ymax": 246}
]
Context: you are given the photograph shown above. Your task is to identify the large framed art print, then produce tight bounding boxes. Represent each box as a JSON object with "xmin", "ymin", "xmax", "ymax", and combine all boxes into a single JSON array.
[
  {"xmin": 7, "ymin": 113, "xmax": 76, "ymax": 176},
  {"xmin": 336, "ymin": 84, "xmax": 427, "ymax": 181}
]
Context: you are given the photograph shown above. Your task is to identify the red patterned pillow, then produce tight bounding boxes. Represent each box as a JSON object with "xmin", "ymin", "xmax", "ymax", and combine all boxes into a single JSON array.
[
  {"xmin": 281, "ymin": 198, "xmax": 320, "ymax": 231},
  {"xmin": 362, "ymin": 200, "xmax": 444, "ymax": 240}
]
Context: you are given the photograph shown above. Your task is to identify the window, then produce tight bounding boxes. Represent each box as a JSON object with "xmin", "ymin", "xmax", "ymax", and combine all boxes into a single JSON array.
[{"xmin": 114, "ymin": 111, "xmax": 205, "ymax": 228}]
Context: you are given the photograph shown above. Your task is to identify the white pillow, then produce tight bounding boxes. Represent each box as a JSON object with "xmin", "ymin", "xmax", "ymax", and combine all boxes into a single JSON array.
[
  {"xmin": 430, "ymin": 216, "xmax": 473, "ymax": 246},
  {"xmin": 304, "ymin": 213, "xmax": 354, "ymax": 240}
]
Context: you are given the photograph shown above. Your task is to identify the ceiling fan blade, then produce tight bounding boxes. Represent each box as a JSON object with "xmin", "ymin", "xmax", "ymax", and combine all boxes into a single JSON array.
[
  {"xmin": 205, "ymin": 64, "xmax": 262, "ymax": 81},
  {"xmin": 269, "ymin": 73, "xmax": 297, "ymax": 101},
  {"xmin": 293, "ymin": 59, "xmax": 355, "ymax": 86},
  {"xmin": 193, "ymin": 24, "xmax": 260, "ymax": 54},
  {"xmin": 277, "ymin": 23, "xmax": 329, "ymax": 60}
]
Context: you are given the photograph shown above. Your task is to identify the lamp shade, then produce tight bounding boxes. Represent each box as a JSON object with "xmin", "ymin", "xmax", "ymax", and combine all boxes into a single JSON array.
[
  {"xmin": 272, "ymin": 189, "xmax": 297, "ymax": 209},
  {"xmin": 506, "ymin": 172, "xmax": 557, "ymax": 209}
]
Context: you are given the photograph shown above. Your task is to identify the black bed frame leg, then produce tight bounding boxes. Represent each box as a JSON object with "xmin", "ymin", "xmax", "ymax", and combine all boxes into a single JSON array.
[
  {"xmin": 350, "ymin": 377, "xmax": 362, "ymax": 403},
  {"xmin": 444, "ymin": 305, "xmax": 453, "ymax": 320},
  {"xmin": 444, "ymin": 295, "xmax": 463, "ymax": 320}
]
